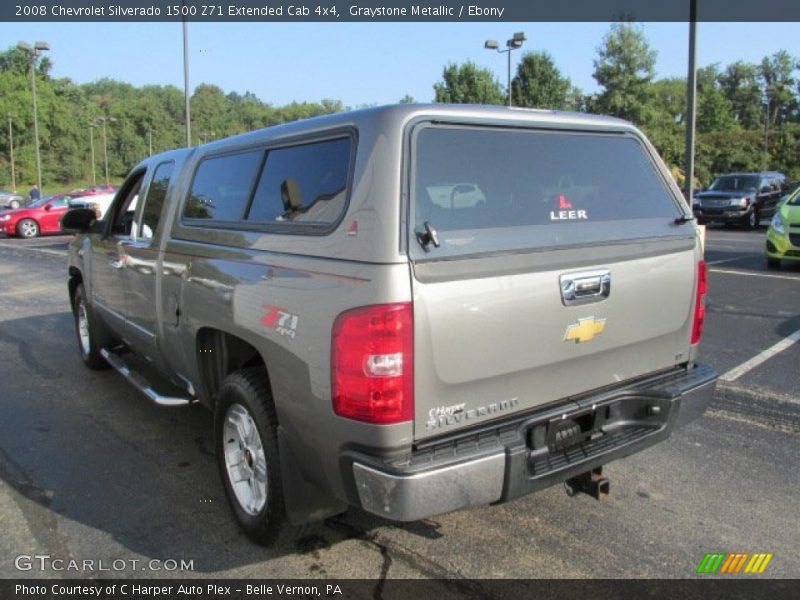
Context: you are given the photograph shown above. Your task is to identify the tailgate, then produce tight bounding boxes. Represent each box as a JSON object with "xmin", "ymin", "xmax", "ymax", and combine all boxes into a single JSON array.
[{"xmin": 409, "ymin": 123, "xmax": 698, "ymax": 440}]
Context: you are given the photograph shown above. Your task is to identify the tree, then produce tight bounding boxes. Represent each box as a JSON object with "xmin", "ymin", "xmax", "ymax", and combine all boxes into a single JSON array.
[
  {"xmin": 696, "ymin": 65, "xmax": 737, "ymax": 133},
  {"xmin": 592, "ymin": 23, "xmax": 657, "ymax": 124},
  {"xmin": 433, "ymin": 62, "xmax": 505, "ymax": 105},
  {"xmin": 644, "ymin": 78, "xmax": 687, "ymax": 168},
  {"xmin": 719, "ymin": 61, "xmax": 763, "ymax": 129},
  {"xmin": 399, "ymin": 94, "xmax": 415, "ymax": 104},
  {"xmin": 511, "ymin": 51, "xmax": 571, "ymax": 109},
  {"xmin": 760, "ymin": 51, "xmax": 796, "ymax": 127}
]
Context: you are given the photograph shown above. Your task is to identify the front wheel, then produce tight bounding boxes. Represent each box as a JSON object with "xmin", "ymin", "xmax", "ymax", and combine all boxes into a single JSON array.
[
  {"xmin": 72, "ymin": 283, "xmax": 108, "ymax": 370},
  {"xmin": 9, "ymin": 199, "xmax": 20, "ymax": 209},
  {"xmin": 215, "ymin": 368, "xmax": 292, "ymax": 546},
  {"xmin": 17, "ymin": 218, "xmax": 39, "ymax": 238},
  {"xmin": 747, "ymin": 208, "xmax": 760, "ymax": 230}
]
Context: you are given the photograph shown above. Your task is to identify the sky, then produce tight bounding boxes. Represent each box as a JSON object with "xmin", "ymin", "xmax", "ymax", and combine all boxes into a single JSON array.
[{"xmin": 0, "ymin": 21, "xmax": 798, "ymax": 107}]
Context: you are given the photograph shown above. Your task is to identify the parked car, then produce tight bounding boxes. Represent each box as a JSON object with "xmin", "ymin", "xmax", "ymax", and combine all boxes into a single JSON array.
[
  {"xmin": 63, "ymin": 104, "xmax": 716, "ymax": 545},
  {"xmin": 0, "ymin": 194, "xmax": 71, "ymax": 238},
  {"xmin": 0, "ymin": 189, "xmax": 27, "ymax": 210},
  {"xmin": 693, "ymin": 171, "xmax": 787, "ymax": 229},
  {"xmin": 765, "ymin": 184, "xmax": 800, "ymax": 268},
  {"xmin": 67, "ymin": 191, "xmax": 117, "ymax": 219}
]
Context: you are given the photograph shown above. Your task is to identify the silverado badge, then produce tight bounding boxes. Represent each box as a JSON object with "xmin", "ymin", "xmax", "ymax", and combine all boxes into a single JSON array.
[{"xmin": 564, "ymin": 317, "xmax": 607, "ymax": 343}]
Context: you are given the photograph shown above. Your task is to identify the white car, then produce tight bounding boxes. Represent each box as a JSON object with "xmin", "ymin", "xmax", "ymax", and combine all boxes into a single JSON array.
[{"xmin": 67, "ymin": 192, "xmax": 117, "ymax": 219}]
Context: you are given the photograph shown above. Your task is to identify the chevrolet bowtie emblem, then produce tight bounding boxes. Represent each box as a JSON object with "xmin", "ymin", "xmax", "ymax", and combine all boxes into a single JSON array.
[{"xmin": 564, "ymin": 317, "xmax": 607, "ymax": 343}]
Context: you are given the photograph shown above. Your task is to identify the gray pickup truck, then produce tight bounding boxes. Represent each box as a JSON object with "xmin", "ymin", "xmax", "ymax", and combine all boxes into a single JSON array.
[{"xmin": 64, "ymin": 104, "xmax": 717, "ymax": 545}]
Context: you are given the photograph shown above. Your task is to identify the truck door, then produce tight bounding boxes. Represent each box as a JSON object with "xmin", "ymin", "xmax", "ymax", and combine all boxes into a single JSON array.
[
  {"xmin": 90, "ymin": 170, "xmax": 145, "ymax": 333},
  {"xmin": 119, "ymin": 160, "xmax": 174, "ymax": 360}
]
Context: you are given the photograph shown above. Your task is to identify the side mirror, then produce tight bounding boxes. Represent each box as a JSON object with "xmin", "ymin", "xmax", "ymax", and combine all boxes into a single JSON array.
[
  {"xmin": 44, "ymin": 203, "xmax": 52, "ymax": 211},
  {"xmin": 60, "ymin": 208, "xmax": 97, "ymax": 233}
]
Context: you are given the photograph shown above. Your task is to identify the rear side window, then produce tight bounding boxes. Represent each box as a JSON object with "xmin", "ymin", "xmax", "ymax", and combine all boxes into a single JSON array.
[
  {"xmin": 247, "ymin": 137, "xmax": 351, "ymax": 226},
  {"xmin": 412, "ymin": 126, "xmax": 681, "ymax": 258},
  {"xmin": 183, "ymin": 150, "xmax": 262, "ymax": 221}
]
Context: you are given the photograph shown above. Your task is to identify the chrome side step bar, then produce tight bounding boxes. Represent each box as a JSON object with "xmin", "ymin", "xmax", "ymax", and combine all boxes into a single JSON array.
[{"xmin": 100, "ymin": 348, "xmax": 194, "ymax": 407}]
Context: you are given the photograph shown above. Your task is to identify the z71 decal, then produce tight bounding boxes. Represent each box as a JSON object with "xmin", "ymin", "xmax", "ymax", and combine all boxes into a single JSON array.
[{"xmin": 261, "ymin": 304, "xmax": 299, "ymax": 339}]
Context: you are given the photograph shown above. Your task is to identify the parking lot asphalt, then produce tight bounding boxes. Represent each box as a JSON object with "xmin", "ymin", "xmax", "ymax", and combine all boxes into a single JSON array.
[{"xmin": 0, "ymin": 229, "xmax": 797, "ymax": 581}]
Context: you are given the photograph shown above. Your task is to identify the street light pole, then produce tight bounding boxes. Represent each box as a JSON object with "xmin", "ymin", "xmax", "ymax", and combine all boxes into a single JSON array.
[
  {"xmin": 18, "ymin": 41, "xmax": 49, "ymax": 191},
  {"xmin": 683, "ymin": 1, "xmax": 698, "ymax": 205},
  {"xmin": 95, "ymin": 116, "xmax": 116, "ymax": 185},
  {"xmin": 88, "ymin": 123, "xmax": 97, "ymax": 185},
  {"xmin": 182, "ymin": 12, "xmax": 192, "ymax": 148},
  {"xmin": 101, "ymin": 119, "xmax": 109, "ymax": 184},
  {"xmin": 484, "ymin": 32, "xmax": 526, "ymax": 107},
  {"xmin": 7, "ymin": 114, "xmax": 16, "ymax": 192},
  {"xmin": 763, "ymin": 98, "xmax": 770, "ymax": 170}
]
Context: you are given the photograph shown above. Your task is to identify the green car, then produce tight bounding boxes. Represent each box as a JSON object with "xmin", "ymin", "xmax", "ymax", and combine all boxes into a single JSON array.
[{"xmin": 765, "ymin": 185, "xmax": 800, "ymax": 268}]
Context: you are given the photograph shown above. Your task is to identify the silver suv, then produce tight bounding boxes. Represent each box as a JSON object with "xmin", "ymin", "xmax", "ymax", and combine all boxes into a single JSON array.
[{"xmin": 65, "ymin": 105, "xmax": 717, "ymax": 545}]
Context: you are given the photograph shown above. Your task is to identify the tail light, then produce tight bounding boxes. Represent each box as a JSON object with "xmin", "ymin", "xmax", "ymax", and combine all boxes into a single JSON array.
[
  {"xmin": 691, "ymin": 260, "xmax": 708, "ymax": 344},
  {"xmin": 331, "ymin": 303, "xmax": 413, "ymax": 424}
]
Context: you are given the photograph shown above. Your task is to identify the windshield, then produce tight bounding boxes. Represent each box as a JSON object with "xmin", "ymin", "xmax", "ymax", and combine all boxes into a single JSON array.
[
  {"xmin": 709, "ymin": 175, "xmax": 758, "ymax": 192},
  {"xmin": 28, "ymin": 196, "xmax": 54, "ymax": 208}
]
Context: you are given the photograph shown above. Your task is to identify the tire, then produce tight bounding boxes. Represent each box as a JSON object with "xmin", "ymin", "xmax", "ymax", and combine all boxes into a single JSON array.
[
  {"xmin": 747, "ymin": 208, "xmax": 760, "ymax": 230},
  {"xmin": 9, "ymin": 199, "xmax": 20, "ymax": 209},
  {"xmin": 215, "ymin": 367, "xmax": 293, "ymax": 546},
  {"xmin": 766, "ymin": 257, "xmax": 781, "ymax": 269},
  {"xmin": 72, "ymin": 283, "xmax": 108, "ymax": 370},
  {"xmin": 17, "ymin": 218, "xmax": 39, "ymax": 238}
]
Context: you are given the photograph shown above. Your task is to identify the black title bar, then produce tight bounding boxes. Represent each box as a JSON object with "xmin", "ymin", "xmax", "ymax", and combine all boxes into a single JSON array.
[{"xmin": 3, "ymin": 0, "xmax": 800, "ymax": 22}]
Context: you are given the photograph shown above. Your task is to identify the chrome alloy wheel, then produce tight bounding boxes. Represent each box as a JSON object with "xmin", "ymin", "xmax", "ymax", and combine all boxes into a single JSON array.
[
  {"xmin": 77, "ymin": 300, "xmax": 91, "ymax": 357},
  {"xmin": 19, "ymin": 220, "xmax": 38, "ymax": 238},
  {"xmin": 223, "ymin": 403, "xmax": 268, "ymax": 516}
]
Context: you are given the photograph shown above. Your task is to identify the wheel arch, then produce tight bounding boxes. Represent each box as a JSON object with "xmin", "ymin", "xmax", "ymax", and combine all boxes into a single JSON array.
[
  {"xmin": 68, "ymin": 267, "xmax": 83, "ymax": 312},
  {"xmin": 195, "ymin": 327, "xmax": 271, "ymax": 409}
]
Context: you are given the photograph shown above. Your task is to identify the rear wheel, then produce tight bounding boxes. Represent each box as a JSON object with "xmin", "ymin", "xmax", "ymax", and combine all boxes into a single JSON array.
[
  {"xmin": 17, "ymin": 218, "xmax": 39, "ymax": 238},
  {"xmin": 9, "ymin": 199, "xmax": 20, "ymax": 209},
  {"xmin": 215, "ymin": 368, "xmax": 293, "ymax": 546},
  {"xmin": 72, "ymin": 283, "xmax": 108, "ymax": 370}
]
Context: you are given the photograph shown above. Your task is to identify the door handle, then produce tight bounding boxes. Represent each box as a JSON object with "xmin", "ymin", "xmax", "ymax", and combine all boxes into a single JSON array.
[{"xmin": 560, "ymin": 269, "xmax": 611, "ymax": 306}]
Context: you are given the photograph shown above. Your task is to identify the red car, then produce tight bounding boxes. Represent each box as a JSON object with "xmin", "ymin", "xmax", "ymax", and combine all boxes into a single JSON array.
[{"xmin": 0, "ymin": 194, "xmax": 71, "ymax": 238}]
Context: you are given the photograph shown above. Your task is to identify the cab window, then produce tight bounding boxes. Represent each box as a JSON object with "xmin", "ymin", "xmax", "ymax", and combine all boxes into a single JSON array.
[
  {"xmin": 136, "ymin": 161, "xmax": 174, "ymax": 240},
  {"xmin": 107, "ymin": 171, "xmax": 145, "ymax": 238}
]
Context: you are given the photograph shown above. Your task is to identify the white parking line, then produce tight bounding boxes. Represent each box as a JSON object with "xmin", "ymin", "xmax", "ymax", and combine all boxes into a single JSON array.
[
  {"xmin": 720, "ymin": 329, "xmax": 800, "ymax": 382},
  {"xmin": 708, "ymin": 268, "xmax": 800, "ymax": 281},
  {"xmin": 706, "ymin": 235, "xmax": 764, "ymax": 243},
  {"xmin": 706, "ymin": 256, "xmax": 755, "ymax": 266}
]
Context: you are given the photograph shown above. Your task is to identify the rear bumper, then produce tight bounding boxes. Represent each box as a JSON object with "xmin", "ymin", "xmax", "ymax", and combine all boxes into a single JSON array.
[{"xmin": 350, "ymin": 363, "xmax": 717, "ymax": 521}]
